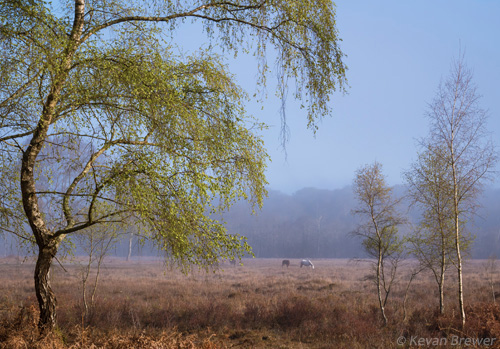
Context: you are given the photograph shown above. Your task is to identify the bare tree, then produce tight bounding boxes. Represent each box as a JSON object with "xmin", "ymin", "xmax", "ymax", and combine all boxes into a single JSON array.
[
  {"xmin": 402, "ymin": 264, "xmax": 426, "ymax": 322},
  {"xmin": 424, "ymin": 53, "xmax": 497, "ymax": 327},
  {"xmin": 352, "ymin": 162, "xmax": 405, "ymax": 326},
  {"xmin": 75, "ymin": 226, "xmax": 120, "ymax": 326}
]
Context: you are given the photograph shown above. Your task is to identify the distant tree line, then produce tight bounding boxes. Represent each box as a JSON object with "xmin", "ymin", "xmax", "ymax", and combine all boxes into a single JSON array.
[
  {"xmin": 225, "ymin": 187, "xmax": 359, "ymax": 259},
  {"xmin": 223, "ymin": 185, "xmax": 500, "ymax": 260},
  {"xmin": 3, "ymin": 185, "xmax": 499, "ymax": 261}
]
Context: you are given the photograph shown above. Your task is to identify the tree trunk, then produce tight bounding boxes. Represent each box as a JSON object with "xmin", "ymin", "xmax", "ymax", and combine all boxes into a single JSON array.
[
  {"xmin": 452, "ymin": 169, "xmax": 465, "ymax": 327},
  {"xmin": 456, "ymin": 243, "xmax": 465, "ymax": 327},
  {"xmin": 18, "ymin": 0, "xmax": 86, "ymax": 333},
  {"xmin": 403, "ymin": 272, "xmax": 416, "ymax": 322},
  {"xmin": 127, "ymin": 233, "xmax": 133, "ymax": 261},
  {"xmin": 451, "ymin": 140, "xmax": 465, "ymax": 327},
  {"xmin": 454, "ymin": 199, "xmax": 466, "ymax": 326},
  {"xmin": 439, "ymin": 238, "xmax": 446, "ymax": 315},
  {"xmin": 438, "ymin": 280, "xmax": 445, "ymax": 315},
  {"xmin": 35, "ymin": 243, "xmax": 58, "ymax": 332},
  {"xmin": 377, "ymin": 251, "xmax": 388, "ymax": 326}
]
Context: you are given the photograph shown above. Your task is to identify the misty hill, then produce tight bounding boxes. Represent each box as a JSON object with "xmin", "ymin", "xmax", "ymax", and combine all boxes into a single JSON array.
[
  {"xmin": 224, "ymin": 187, "xmax": 359, "ymax": 258},
  {"xmin": 1, "ymin": 186, "xmax": 499, "ymax": 259},
  {"xmin": 224, "ymin": 186, "xmax": 500, "ymax": 259}
]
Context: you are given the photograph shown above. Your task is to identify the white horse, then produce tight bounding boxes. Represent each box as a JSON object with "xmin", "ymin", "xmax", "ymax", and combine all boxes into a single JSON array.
[{"xmin": 300, "ymin": 259, "xmax": 314, "ymax": 269}]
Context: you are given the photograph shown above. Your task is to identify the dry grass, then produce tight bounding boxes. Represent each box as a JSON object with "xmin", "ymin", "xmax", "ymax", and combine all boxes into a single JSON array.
[{"xmin": 0, "ymin": 257, "xmax": 499, "ymax": 348}]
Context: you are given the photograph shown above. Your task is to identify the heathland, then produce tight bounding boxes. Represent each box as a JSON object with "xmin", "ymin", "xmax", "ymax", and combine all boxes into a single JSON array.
[{"xmin": 0, "ymin": 257, "xmax": 499, "ymax": 348}]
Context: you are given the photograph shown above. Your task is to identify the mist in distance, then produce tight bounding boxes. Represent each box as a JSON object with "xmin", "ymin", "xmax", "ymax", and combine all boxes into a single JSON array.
[{"xmin": 3, "ymin": 186, "xmax": 498, "ymax": 260}]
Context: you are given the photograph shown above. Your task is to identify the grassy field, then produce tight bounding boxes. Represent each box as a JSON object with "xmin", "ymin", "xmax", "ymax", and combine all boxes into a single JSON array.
[{"xmin": 0, "ymin": 257, "xmax": 499, "ymax": 348}]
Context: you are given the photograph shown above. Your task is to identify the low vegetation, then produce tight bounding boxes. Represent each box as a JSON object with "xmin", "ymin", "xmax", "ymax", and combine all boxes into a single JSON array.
[{"xmin": 0, "ymin": 257, "xmax": 499, "ymax": 348}]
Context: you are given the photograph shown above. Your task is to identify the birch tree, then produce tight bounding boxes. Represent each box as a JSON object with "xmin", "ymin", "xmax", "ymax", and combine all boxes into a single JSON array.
[
  {"xmin": 405, "ymin": 145, "xmax": 458, "ymax": 315},
  {"xmin": 424, "ymin": 55, "xmax": 497, "ymax": 327},
  {"xmin": 352, "ymin": 162, "xmax": 405, "ymax": 326},
  {"xmin": 0, "ymin": 0, "xmax": 347, "ymax": 332}
]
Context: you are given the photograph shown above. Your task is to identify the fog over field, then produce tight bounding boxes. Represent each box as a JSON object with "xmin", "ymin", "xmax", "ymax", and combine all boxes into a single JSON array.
[
  {"xmin": 226, "ymin": 186, "xmax": 500, "ymax": 260},
  {"xmin": 4, "ymin": 185, "xmax": 498, "ymax": 260}
]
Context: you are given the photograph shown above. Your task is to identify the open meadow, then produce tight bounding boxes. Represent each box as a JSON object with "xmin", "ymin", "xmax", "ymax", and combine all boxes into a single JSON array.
[{"xmin": 0, "ymin": 257, "xmax": 499, "ymax": 348}]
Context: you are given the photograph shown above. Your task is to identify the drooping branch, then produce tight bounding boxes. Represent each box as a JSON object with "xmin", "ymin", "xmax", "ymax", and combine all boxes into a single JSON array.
[
  {"xmin": 61, "ymin": 137, "xmax": 158, "ymax": 228},
  {"xmin": 62, "ymin": 144, "xmax": 110, "ymax": 228},
  {"xmin": 53, "ymin": 210, "xmax": 129, "ymax": 237},
  {"xmin": 80, "ymin": 2, "xmax": 228, "ymax": 43}
]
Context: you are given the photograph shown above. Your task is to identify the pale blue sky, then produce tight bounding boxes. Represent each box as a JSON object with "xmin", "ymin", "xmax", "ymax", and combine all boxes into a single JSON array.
[
  {"xmin": 245, "ymin": 0, "xmax": 500, "ymax": 194},
  {"xmin": 172, "ymin": 1, "xmax": 500, "ymax": 194}
]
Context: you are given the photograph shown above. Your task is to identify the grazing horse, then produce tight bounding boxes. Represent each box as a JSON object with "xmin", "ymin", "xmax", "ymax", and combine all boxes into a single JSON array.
[
  {"xmin": 229, "ymin": 259, "xmax": 237, "ymax": 266},
  {"xmin": 300, "ymin": 259, "xmax": 314, "ymax": 269},
  {"xmin": 282, "ymin": 259, "xmax": 290, "ymax": 268}
]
